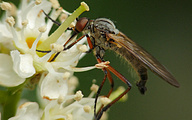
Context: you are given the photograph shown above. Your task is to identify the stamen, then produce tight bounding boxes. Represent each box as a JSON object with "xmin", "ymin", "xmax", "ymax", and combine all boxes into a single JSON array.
[
  {"xmin": 61, "ymin": 9, "xmax": 72, "ymax": 16},
  {"xmin": 59, "ymin": 13, "xmax": 68, "ymax": 22},
  {"xmin": 8, "ymin": 3, "xmax": 17, "ymax": 16},
  {"xmin": 38, "ymin": 25, "xmax": 47, "ymax": 33},
  {"xmin": 77, "ymin": 44, "xmax": 88, "ymax": 52},
  {"xmin": 30, "ymin": 35, "xmax": 42, "ymax": 52},
  {"xmin": 83, "ymin": 105, "xmax": 91, "ymax": 113},
  {"xmin": 95, "ymin": 61, "xmax": 110, "ymax": 69},
  {"xmin": 100, "ymin": 97, "xmax": 111, "ymax": 106},
  {"xmin": 90, "ymin": 84, "xmax": 99, "ymax": 93},
  {"xmin": 92, "ymin": 79, "xmax": 96, "ymax": 83},
  {"xmin": 64, "ymin": 66, "xmax": 96, "ymax": 72},
  {"xmin": 20, "ymin": 19, "xmax": 28, "ymax": 43},
  {"xmin": 63, "ymin": 72, "xmax": 71, "ymax": 80},
  {"xmin": 21, "ymin": 19, "xmax": 28, "ymax": 27},
  {"xmin": 50, "ymin": 0, "xmax": 60, "ymax": 9},
  {"xmin": 74, "ymin": 90, "xmax": 83, "ymax": 101},
  {"xmin": 68, "ymin": 76, "xmax": 79, "ymax": 87},
  {"xmin": 6, "ymin": 17, "xmax": 25, "ymax": 50},
  {"xmin": 30, "ymin": 27, "xmax": 45, "ymax": 52},
  {"xmin": 55, "ymin": 7, "xmax": 62, "ymax": 16},
  {"xmin": 35, "ymin": 0, "xmax": 42, "ymax": 5},
  {"xmin": 66, "ymin": 114, "xmax": 73, "ymax": 120},
  {"xmin": 88, "ymin": 83, "xmax": 99, "ymax": 98},
  {"xmin": 6, "ymin": 16, "xmax": 15, "ymax": 26},
  {"xmin": 57, "ymin": 95, "xmax": 65, "ymax": 104},
  {"xmin": 0, "ymin": 2, "xmax": 12, "ymax": 11},
  {"xmin": 50, "ymin": 43, "xmax": 64, "ymax": 52}
]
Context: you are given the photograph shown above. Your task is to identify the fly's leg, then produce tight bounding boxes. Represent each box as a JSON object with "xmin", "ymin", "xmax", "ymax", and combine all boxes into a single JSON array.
[
  {"xmin": 36, "ymin": 10, "xmax": 75, "ymax": 54},
  {"xmin": 42, "ymin": 10, "xmax": 73, "ymax": 30},
  {"xmin": 94, "ymin": 55, "xmax": 131, "ymax": 120},
  {"xmin": 42, "ymin": 10, "xmax": 61, "ymax": 26},
  {"xmin": 93, "ymin": 67, "xmax": 108, "ymax": 119},
  {"xmin": 94, "ymin": 56, "xmax": 114, "ymax": 118},
  {"xmin": 36, "ymin": 49, "xmax": 51, "ymax": 53}
]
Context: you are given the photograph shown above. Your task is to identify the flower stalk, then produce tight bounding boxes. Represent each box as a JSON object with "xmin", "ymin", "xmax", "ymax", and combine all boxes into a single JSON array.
[{"xmin": 1, "ymin": 82, "xmax": 25, "ymax": 120}]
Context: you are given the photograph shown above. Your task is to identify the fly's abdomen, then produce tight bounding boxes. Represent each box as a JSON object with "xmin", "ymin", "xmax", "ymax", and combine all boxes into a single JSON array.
[{"xmin": 115, "ymin": 47, "xmax": 148, "ymax": 94}]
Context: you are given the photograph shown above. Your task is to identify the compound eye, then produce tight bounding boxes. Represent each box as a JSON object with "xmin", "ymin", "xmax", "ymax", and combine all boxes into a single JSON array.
[{"xmin": 75, "ymin": 17, "xmax": 89, "ymax": 32}]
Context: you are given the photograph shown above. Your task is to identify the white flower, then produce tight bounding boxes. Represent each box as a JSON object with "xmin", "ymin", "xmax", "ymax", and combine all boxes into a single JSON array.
[
  {"xmin": 42, "ymin": 91, "xmax": 95, "ymax": 120},
  {"xmin": 0, "ymin": 0, "xmax": 94, "ymax": 99},
  {"xmin": 40, "ymin": 63, "xmax": 69, "ymax": 99},
  {"xmin": 0, "ymin": 0, "xmax": 53, "ymax": 86},
  {"xmin": 9, "ymin": 91, "xmax": 96, "ymax": 120},
  {"xmin": 11, "ymin": 50, "xmax": 36, "ymax": 78},
  {"xmin": 9, "ymin": 83, "xmax": 116, "ymax": 120},
  {"xmin": 8, "ymin": 102, "xmax": 41, "ymax": 120},
  {"xmin": 0, "ymin": 54, "xmax": 25, "ymax": 87}
]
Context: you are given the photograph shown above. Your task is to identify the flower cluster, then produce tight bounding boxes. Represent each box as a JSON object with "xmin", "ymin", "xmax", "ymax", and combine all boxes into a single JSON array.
[{"xmin": 0, "ymin": 0, "xmax": 93, "ymax": 95}]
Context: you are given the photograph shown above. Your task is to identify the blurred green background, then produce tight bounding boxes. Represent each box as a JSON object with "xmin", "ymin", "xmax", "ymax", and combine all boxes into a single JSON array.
[{"xmin": 1, "ymin": 0, "xmax": 192, "ymax": 120}]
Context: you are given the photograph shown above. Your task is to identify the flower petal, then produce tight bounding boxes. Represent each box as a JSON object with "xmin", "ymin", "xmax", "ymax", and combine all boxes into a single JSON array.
[
  {"xmin": 0, "ymin": 54, "xmax": 25, "ymax": 87},
  {"xmin": 26, "ymin": 0, "xmax": 52, "ymax": 29},
  {"xmin": 8, "ymin": 102, "xmax": 40, "ymax": 120},
  {"xmin": 40, "ymin": 72, "xmax": 68, "ymax": 100},
  {"xmin": 0, "ymin": 24, "xmax": 15, "ymax": 50},
  {"xmin": 40, "ymin": 63, "xmax": 68, "ymax": 99},
  {"xmin": 11, "ymin": 50, "xmax": 35, "ymax": 78}
]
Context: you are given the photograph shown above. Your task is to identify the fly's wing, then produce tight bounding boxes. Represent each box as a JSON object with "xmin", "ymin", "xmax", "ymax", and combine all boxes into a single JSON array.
[{"xmin": 106, "ymin": 32, "xmax": 180, "ymax": 87}]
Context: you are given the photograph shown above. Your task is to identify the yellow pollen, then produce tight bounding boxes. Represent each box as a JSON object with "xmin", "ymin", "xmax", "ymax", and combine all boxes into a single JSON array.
[{"xmin": 26, "ymin": 37, "xmax": 42, "ymax": 48}]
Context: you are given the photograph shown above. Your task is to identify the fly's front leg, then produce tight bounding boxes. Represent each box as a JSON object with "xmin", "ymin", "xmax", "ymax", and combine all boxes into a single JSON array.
[
  {"xmin": 50, "ymin": 34, "xmax": 93, "ymax": 61},
  {"xmin": 38, "ymin": 12, "xmax": 93, "ymax": 61},
  {"xmin": 94, "ymin": 47, "xmax": 114, "ymax": 98},
  {"xmin": 36, "ymin": 34, "xmax": 93, "ymax": 61},
  {"xmin": 94, "ymin": 54, "xmax": 114, "ymax": 119},
  {"xmin": 94, "ymin": 53, "xmax": 132, "ymax": 120},
  {"xmin": 42, "ymin": 10, "xmax": 73, "ymax": 30},
  {"xmin": 93, "ymin": 66, "xmax": 108, "ymax": 120},
  {"xmin": 36, "ymin": 10, "xmax": 74, "ymax": 54}
]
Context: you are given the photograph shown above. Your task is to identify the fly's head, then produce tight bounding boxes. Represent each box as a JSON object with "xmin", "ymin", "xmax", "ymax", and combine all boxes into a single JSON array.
[
  {"xmin": 74, "ymin": 17, "xmax": 95, "ymax": 35},
  {"xmin": 74, "ymin": 17, "xmax": 119, "ymax": 35},
  {"xmin": 74, "ymin": 17, "xmax": 120, "ymax": 50}
]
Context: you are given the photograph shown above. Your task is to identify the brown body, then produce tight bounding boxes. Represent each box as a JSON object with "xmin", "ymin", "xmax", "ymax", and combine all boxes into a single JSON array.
[
  {"xmin": 72, "ymin": 17, "xmax": 180, "ymax": 119},
  {"xmin": 84, "ymin": 18, "xmax": 180, "ymax": 94},
  {"xmin": 41, "ymin": 11, "xmax": 180, "ymax": 93}
]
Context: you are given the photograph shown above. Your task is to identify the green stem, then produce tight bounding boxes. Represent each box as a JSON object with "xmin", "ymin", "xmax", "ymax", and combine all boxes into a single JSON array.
[{"xmin": 1, "ymin": 85, "xmax": 24, "ymax": 120}]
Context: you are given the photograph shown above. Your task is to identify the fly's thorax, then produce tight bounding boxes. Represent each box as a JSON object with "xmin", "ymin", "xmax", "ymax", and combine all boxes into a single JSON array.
[
  {"xmin": 90, "ymin": 18, "xmax": 119, "ymax": 49},
  {"xmin": 93, "ymin": 46, "xmax": 106, "ymax": 59},
  {"xmin": 93, "ymin": 18, "xmax": 119, "ymax": 34}
]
